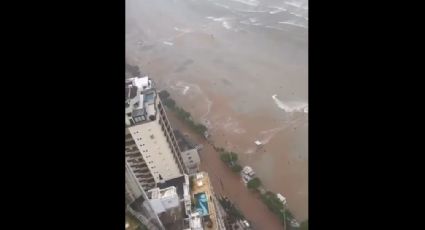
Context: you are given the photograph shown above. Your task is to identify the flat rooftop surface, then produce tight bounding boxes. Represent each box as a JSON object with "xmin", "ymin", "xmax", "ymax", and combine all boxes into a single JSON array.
[{"xmin": 191, "ymin": 172, "xmax": 217, "ymax": 229}]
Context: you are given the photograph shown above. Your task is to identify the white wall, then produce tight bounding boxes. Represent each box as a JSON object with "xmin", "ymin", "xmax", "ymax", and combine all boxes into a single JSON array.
[
  {"xmin": 129, "ymin": 119, "xmax": 182, "ymax": 183},
  {"xmin": 149, "ymin": 189, "xmax": 180, "ymax": 214}
]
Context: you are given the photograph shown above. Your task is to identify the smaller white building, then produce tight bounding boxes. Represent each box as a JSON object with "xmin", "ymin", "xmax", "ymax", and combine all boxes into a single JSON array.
[
  {"xmin": 181, "ymin": 149, "xmax": 201, "ymax": 174},
  {"xmin": 184, "ymin": 212, "xmax": 204, "ymax": 230},
  {"xmin": 147, "ymin": 186, "xmax": 180, "ymax": 214}
]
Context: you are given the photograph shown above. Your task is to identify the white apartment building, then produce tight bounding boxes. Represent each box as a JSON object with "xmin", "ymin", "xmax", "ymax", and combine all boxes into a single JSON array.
[{"xmin": 126, "ymin": 76, "xmax": 186, "ymax": 192}]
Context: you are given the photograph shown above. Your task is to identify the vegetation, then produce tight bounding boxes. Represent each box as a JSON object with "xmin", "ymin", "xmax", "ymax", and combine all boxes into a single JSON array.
[
  {"xmin": 261, "ymin": 191, "xmax": 286, "ymax": 225},
  {"xmin": 158, "ymin": 90, "xmax": 170, "ymax": 100},
  {"xmin": 160, "ymin": 90, "xmax": 208, "ymax": 137},
  {"xmin": 230, "ymin": 163, "xmax": 243, "ymax": 172},
  {"xmin": 247, "ymin": 177, "xmax": 262, "ymax": 190},
  {"xmin": 163, "ymin": 98, "xmax": 176, "ymax": 108},
  {"xmin": 300, "ymin": 220, "xmax": 308, "ymax": 230},
  {"xmin": 219, "ymin": 197, "xmax": 245, "ymax": 223},
  {"xmin": 220, "ymin": 152, "xmax": 238, "ymax": 163},
  {"xmin": 220, "ymin": 151, "xmax": 243, "ymax": 173}
]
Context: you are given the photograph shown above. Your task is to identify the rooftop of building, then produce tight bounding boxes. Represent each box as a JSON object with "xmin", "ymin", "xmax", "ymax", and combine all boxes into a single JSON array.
[
  {"xmin": 125, "ymin": 76, "xmax": 158, "ymax": 127},
  {"xmin": 158, "ymin": 175, "xmax": 187, "ymax": 200},
  {"xmin": 191, "ymin": 172, "xmax": 218, "ymax": 230},
  {"xmin": 152, "ymin": 175, "xmax": 191, "ymax": 230},
  {"xmin": 159, "ymin": 206, "xmax": 186, "ymax": 230}
]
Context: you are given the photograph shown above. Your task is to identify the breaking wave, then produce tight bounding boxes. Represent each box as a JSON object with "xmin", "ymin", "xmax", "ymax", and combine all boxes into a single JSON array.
[
  {"xmin": 272, "ymin": 94, "xmax": 308, "ymax": 113},
  {"xmin": 163, "ymin": 41, "xmax": 174, "ymax": 46},
  {"xmin": 278, "ymin": 21, "xmax": 308, "ymax": 29},
  {"xmin": 206, "ymin": 16, "xmax": 233, "ymax": 30},
  {"xmin": 229, "ymin": 0, "xmax": 260, "ymax": 7}
]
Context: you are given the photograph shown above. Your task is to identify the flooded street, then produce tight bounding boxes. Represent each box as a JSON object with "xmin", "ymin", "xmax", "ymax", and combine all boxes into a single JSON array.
[{"xmin": 166, "ymin": 108, "xmax": 284, "ymax": 230}]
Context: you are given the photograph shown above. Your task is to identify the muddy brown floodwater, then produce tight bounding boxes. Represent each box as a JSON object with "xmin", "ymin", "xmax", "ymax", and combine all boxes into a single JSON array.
[{"xmin": 166, "ymin": 108, "xmax": 284, "ymax": 230}]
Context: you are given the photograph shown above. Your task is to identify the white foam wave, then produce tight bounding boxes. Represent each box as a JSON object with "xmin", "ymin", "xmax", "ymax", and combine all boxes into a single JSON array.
[
  {"xmin": 265, "ymin": 25, "xmax": 285, "ymax": 31},
  {"xmin": 207, "ymin": 16, "xmax": 223, "ymax": 22},
  {"xmin": 163, "ymin": 41, "xmax": 174, "ymax": 46},
  {"xmin": 272, "ymin": 94, "xmax": 308, "ymax": 113},
  {"xmin": 173, "ymin": 27, "xmax": 191, "ymax": 33},
  {"xmin": 229, "ymin": 0, "xmax": 260, "ymax": 7},
  {"xmin": 214, "ymin": 2, "xmax": 230, "ymax": 9},
  {"xmin": 269, "ymin": 7, "xmax": 288, "ymax": 14},
  {"xmin": 182, "ymin": 86, "xmax": 190, "ymax": 95},
  {"xmin": 278, "ymin": 21, "xmax": 308, "ymax": 29},
  {"xmin": 284, "ymin": 1, "xmax": 308, "ymax": 10},
  {"xmin": 220, "ymin": 116, "xmax": 246, "ymax": 134},
  {"xmin": 222, "ymin": 21, "xmax": 232, "ymax": 29},
  {"xmin": 235, "ymin": 9, "xmax": 268, "ymax": 13},
  {"xmin": 167, "ymin": 80, "xmax": 213, "ymax": 125},
  {"xmin": 206, "ymin": 17, "xmax": 232, "ymax": 30},
  {"xmin": 289, "ymin": 12, "xmax": 305, "ymax": 18},
  {"xmin": 257, "ymin": 126, "xmax": 285, "ymax": 144}
]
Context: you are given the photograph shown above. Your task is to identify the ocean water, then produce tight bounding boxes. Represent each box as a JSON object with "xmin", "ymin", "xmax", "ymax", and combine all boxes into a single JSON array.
[{"xmin": 126, "ymin": 0, "xmax": 308, "ymax": 220}]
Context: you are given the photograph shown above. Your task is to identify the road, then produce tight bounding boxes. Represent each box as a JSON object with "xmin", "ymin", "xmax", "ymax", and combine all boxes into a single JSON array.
[{"xmin": 166, "ymin": 108, "xmax": 283, "ymax": 230}]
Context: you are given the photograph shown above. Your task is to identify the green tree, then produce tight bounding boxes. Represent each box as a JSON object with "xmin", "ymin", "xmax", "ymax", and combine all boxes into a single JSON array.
[
  {"xmin": 195, "ymin": 124, "xmax": 207, "ymax": 134},
  {"xmin": 220, "ymin": 153, "xmax": 231, "ymax": 163},
  {"xmin": 247, "ymin": 177, "xmax": 262, "ymax": 190},
  {"xmin": 231, "ymin": 164, "xmax": 242, "ymax": 172},
  {"xmin": 158, "ymin": 90, "xmax": 170, "ymax": 100},
  {"xmin": 300, "ymin": 220, "xmax": 308, "ymax": 230},
  {"xmin": 163, "ymin": 98, "xmax": 176, "ymax": 108},
  {"xmin": 229, "ymin": 152, "xmax": 238, "ymax": 161},
  {"xmin": 220, "ymin": 152, "xmax": 238, "ymax": 164}
]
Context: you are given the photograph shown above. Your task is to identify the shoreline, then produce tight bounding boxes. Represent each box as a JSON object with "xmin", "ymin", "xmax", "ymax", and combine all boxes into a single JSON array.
[{"xmin": 161, "ymin": 80, "xmax": 308, "ymax": 221}]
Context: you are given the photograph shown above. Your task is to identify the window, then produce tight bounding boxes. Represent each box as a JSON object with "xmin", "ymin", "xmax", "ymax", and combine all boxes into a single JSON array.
[
  {"xmin": 189, "ymin": 160, "xmax": 194, "ymax": 163},
  {"xmin": 188, "ymin": 156, "xmax": 192, "ymax": 160}
]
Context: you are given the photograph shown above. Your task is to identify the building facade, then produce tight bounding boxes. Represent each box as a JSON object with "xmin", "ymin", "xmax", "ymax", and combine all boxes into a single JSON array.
[
  {"xmin": 125, "ymin": 76, "xmax": 186, "ymax": 192},
  {"xmin": 173, "ymin": 130, "xmax": 201, "ymax": 175}
]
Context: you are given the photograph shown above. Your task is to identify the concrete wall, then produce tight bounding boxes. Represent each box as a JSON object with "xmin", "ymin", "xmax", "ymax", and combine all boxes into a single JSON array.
[
  {"xmin": 149, "ymin": 190, "xmax": 180, "ymax": 214},
  {"xmin": 125, "ymin": 162, "xmax": 144, "ymax": 202}
]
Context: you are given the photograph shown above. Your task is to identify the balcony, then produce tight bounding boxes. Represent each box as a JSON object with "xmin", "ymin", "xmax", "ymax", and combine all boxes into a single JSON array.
[
  {"xmin": 126, "ymin": 153, "xmax": 141, "ymax": 158},
  {"xmin": 136, "ymin": 174, "xmax": 153, "ymax": 180},
  {"xmin": 126, "ymin": 140, "xmax": 136, "ymax": 146},
  {"xmin": 130, "ymin": 163, "xmax": 148, "ymax": 169}
]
